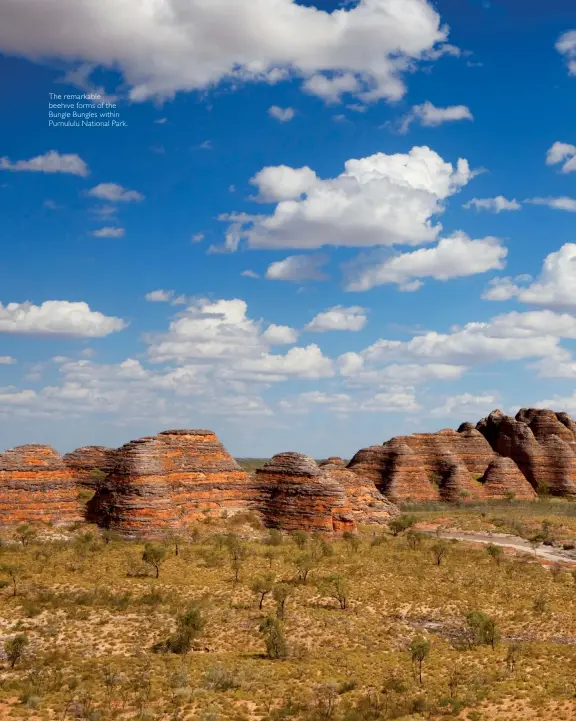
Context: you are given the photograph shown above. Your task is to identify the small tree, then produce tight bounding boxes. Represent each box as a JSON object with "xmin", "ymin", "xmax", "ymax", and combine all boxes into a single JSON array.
[
  {"xmin": 311, "ymin": 534, "xmax": 333, "ymax": 560},
  {"xmin": 251, "ymin": 573, "xmax": 275, "ymax": 610},
  {"xmin": 466, "ymin": 611, "xmax": 500, "ymax": 650},
  {"xmin": 5, "ymin": 634, "xmax": 28, "ymax": 668},
  {"xmin": 406, "ymin": 530, "xmax": 422, "ymax": 551},
  {"xmin": 142, "ymin": 543, "xmax": 166, "ymax": 578},
  {"xmin": 157, "ymin": 604, "xmax": 205, "ymax": 655},
  {"xmin": 225, "ymin": 534, "xmax": 247, "ymax": 583},
  {"xmin": 264, "ymin": 529, "xmax": 283, "ymax": 547},
  {"xmin": 164, "ymin": 532, "xmax": 184, "ymax": 557},
  {"xmin": 291, "ymin": 530, "xmax": 308, "ymax": 550},
  {"xmin": 389, "ymin": 515, "xmax": 416, "ymax": 537},
  {"xmin": 14, "ymin": 524, "xmax": 36, "ymax": 547},
  {"xmin": 262, "ymin": 548, "xmax": 277, "ymax": 569},
  {"xmin": 294, "ymin": 554, "xmax": 315, "ymax": 584},
  {"xmin": 320, "ymin": 574, "xmax": 349, "ymax": 610},
  {"xmin": 505, "ymin": 642, "xmax": 522, "ymax": 673},
  {"xmin": 431, "ymin": 540, "xmax": 449, "ymax": 566},
  {"xmin": 343, "ymin": 531, "xmax": 361, "ymax": 554},
  {"xmin": 273, "ymin": 583, "xmax": 292, "ymax": 621},
  {"xmin": 409, "ymin": 636, "xmax": 430, "ymax": 685},
  {"xmin": 0, "ymin": 563, "xmax": 22, "ymax": 596},
  {"xmin": 259, "ymin": 616, "xmax": 288, "ymax": 659},
  {"xmin": 486, "ymin": 543, "xmax": 503, "ymax": 565}
]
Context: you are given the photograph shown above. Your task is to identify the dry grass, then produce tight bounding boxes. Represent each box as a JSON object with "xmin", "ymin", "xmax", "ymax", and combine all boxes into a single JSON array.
[{"xmin": 0, "ymin": 505, "xmax": 576, "ymax": 720}]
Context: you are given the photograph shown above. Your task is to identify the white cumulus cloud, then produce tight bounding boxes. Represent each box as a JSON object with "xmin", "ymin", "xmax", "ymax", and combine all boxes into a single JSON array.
[
  {"xmin": 344, "ymin": 232, "xmax": 507, "ymax": 292},
  {"xmin": 556, "ymin": 30, "xmax": 576, "ymax": 76},
  {"xmin": 261, "ymin": 324, "xmax": 299, "ymax": 345},
  {"xmin": 545, "ymin": 141, "xmax": 576, "ymax": 173},
  {"xmin": 268, "ymin": 106, "xmax": 295, "ymax": 122},
  {"xmin": 306, "ymin": 306, "xmax": 367, "ymax": 332},
  {"xmin": 0, "ymin": 301, "xmax": 126, "ymax": 337},
  {"xmin": 482, "ymin": 243, "xmax": 576, "ymax": 310},
  {"xmin": 266, "ymin": 254, "xmax": 329, "ymax": 282},
  {"xmin": 0, "ymin": 150, "xmax": 89, "ymax": 176},
  {"xmin": 400, "ymin": 100, "xmax": 473, "ymax": 132},
  {"xmin": 87, "ymin": 183, "xmax": 144, "ymax": 202},
  {"xmin": 463, "ymin": 196, "xmax": 521, "ymax": 213},
  {"xmin": 145, "ymin": 290, "xmax": 176, "ymax": 303},
  {"xmin": 0, "ymin": 0, "xmax": 450, "ymax": 104},
  {"xmin": 227, "ymin": 146, "xmax": 475, "ymax": 250},
  {"xmin": 526, "ymin": 196, "xmax": 576, "ymax": 212}
]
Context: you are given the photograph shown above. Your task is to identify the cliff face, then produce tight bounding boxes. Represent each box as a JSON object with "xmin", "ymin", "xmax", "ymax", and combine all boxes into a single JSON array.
[
  {"xmin": 254, "ymin": 452, "xmax": 356, "ymax": 533},
  {"xmin": 477, "ymin": 409, "xmax": 576, "ymax": 496},
  {"xmin": 87, "ymin": 430, "xmax": 255, "ymax": 538},
  {"xmin": 481, "ymin": 456, "xmax": 537, "ymax": 500},
  {"xmin": 63, "ymin": 446, "xmax": 117, "ymax": 488},
  {"xmin": 0, "ymin": 445, "xmax": 83, "ymax": 526}
]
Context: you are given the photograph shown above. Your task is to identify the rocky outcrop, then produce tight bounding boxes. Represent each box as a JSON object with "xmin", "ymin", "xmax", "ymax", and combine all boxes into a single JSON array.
[
  {"xmin": 481, "ymin": 457, "xmax": 537, "ymax": 500},
  {"xmin": 63, "ymin": 446, "xmax": 117, "ymax": 488},
  {"xmin": 0, "ymin": 445, "xmax": 83, "ymax": 526},
  {"xmin": 87, "ymin": 430, "xmax": 254, "ymax": 538},
  {"xmin": 477, "ymin": 409, "xmax": 576, "ymax": 496},
  {"xmin": 254, "ymin": 452, "xmax": 356, "ymax": 533},
  {"xmin": 320, "ymin": 461, "xmax": 399, "ymax": 525},
  {"xmin": 347, "ymin": 443, "xmax": 440, "ymax": 503}
]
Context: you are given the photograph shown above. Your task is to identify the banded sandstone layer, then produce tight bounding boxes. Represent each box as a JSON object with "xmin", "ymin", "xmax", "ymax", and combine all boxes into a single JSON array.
[
  {"xmin": 319, "ymin": 460, "xmax": 400, "ymax": 525},
  {"xmin": 0, "ymin": 445, "xmax": 83, "ymax": 526},
  {"xmin": 477, "ymin": 409, "xmax": 576, "ymax": 497},
  {"xmin": 63, "ymin": 446, "xmax": 117, "ymax": 488},
  {"xmin": 255, "ymin": 452, "xmax": 356, "ymax": 533},
  {"xmin": 87, "ymin": 430, "xmax": 254, "ymax": 538}
]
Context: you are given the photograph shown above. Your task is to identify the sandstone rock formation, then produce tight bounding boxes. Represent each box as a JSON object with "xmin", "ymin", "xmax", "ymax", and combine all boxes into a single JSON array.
[
  {"xmin": 320, "ymin": 460, "xmax": 399, "ymax": 525},
  {"xmin": 87, "ymin": 430, "xmax": 254, "ymax": 538},
  {"xmin": 477, "ymin": 409, "xmax": 576, "ymax": 496},
  {"xmin": 64, "ymin": 446, "xmax": 117, "ymax": 488},
  {"xmin": 481, "ymin": 456, "xmax": 537, "ymax": 500},
  {"xmin": 0, "ymin": 445, "xmax": 83, "ymax": 526},
  {"xmin": 254, "ymin": 452, "xmax": 356, "ymax": 533}
]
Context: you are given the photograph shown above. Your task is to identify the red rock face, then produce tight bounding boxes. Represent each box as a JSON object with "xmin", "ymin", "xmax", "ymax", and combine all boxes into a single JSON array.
[
  {"xmin": 321, "ymin": 463, "xmax": 400, "ymax": 525},
  {"xmin": 0, "ymin": 445, "xmax": 83, "ymax": 526},
  {"xmin": 63, "ymin": 446, "xmax": 117, "ymax": 488},
  {"xmin": 87, "ymin": 430, "xmax": 255, "ymax": 538},
  {"xmin": 254, "ymin": 452, "xmax": 356, "ymax": 533},
  {"xmin": 477, "ymin": 409, "xmax": 576, "ymax": 497},
  {"xmin": 481, "ymin": 457, "xmax": 537, "ymax": 500},
  {"xmin": 347, "ymin": 443, "xmax": 440, "ymax": 504}
]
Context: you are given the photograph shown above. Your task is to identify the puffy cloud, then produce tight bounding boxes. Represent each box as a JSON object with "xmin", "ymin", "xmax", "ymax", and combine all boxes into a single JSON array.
[
  {"xmin": 0, "ymin": 301, "xmax": 126, "ymax": 338},
  {"xmin": 0, "ymin": 150, "xmax": 89, "ymax": 176},
  {"xmin": 146, "ymin": 298, "xmax": 264, "ymax": 363},
  {"xmin": 482, "ymin": 243, "xmax": 576, "ymax": 310},
  {"xmin": 545, "ymin": 141, "xmax": 576, "ymax": 173},
  {"xmin": 228, "ymin": 146, "xmax": 475, "ymax": 250},
  {"xmin": 226, "ymin": 345, "xmax": 334, "ymax": 382},
  {"xmin": 0, "ymin": 356, "xmax": 16, "ymax": 365},
  {"xmin": 463, "ymin": 196, "xmax": 521, "ymax": 213},
  {"xmin": 360, "ymin": 310, "xmax": 575, "ymax": 366},
  {"xmin": 250, "ymin": 166, "xmax": 318, "ymax": 202},
  {"xmin": 344, "ymin": 232, "xmax": 507, "ymax": 292},
  {"xmin": 302, "ymin": 73, "xmax": 361, "ymax": 103},
  {"xmin": 338, "ymin": 356, "xmax": 465, "ymax": 384},
  {"xmin": 265, "ymin": 254, "xmax": 329, "ymax": 282},
  {"xmin": 526, "ymin": 196, "xmax": 576, "ymax": 212},
  {"xmin": 534, "ymin": 391, "xmax": 576, "ymax": 415},
  {"xmin": 279, "ymin": 386, "xmax": 420, "ymax": 414},
  {"xmin": 145, "ymin": 290, "xmax": 175, "ymax": 302},
  {"xmin": 556, "ymin": 30, "xmax": 576, "ymax": 76},
  {"xmin": 268, "ymin": 106, "xmax": 295, "ymax": 122},
  {"xmin": 261, "ymin": 324, "xmax": 299, "ymax": 344},
  {"xmin": 306, "ymin": 305, "xmax": 367, "ymax": 332},
  {"xmin": 0, "ymin": 0, "xmax": 449, "ymax": 104},
  {"xmin": 400, "ymin": 100, "xmax": 473, "ymax": 132},
  {"xmin": 92, "ymin": 227, "xmax": 125, "ymax": 238},
  {"xmin": 430, "ymin": 392, "xmax": 500, "ymax": 418},
  {"xmin": 87, "ymin": 183, "xmax": 144, "ymax": 202}
]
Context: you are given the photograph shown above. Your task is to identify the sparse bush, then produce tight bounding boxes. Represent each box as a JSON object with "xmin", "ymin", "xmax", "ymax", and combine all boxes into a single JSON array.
[
  {"xmin": 141, "ymin": 543, "xmax": 166, "ymax": 578},
  {"xmin": 431, "ymin": 540, "xmax": 449, "ymax": 565},
  {"xmin": 5, "ymin": 634, "xmax": 28, "ymax": 667},
  {"xmin": 409, "ymin": 636, "xmax": 430, "ymax": 685},
  {"xmin": 204, "ymin": 664, "xmax": 240, "ymax": 691},
  {"xmin": 486, "ymin": 543, "xmax": 503, "ymax": 565},
  {"xmin": 154, "ymin": 604, "xmax": 205, "ymax": 654},
  {"xmin": 343, "ymin": 531, "xmax": 360, "ymax": 554},
  {"xmin": 465, "ymin": 611, "xmax": 500, "ymax": 650},
  {"xmin": 251, "ymin": 573, "xmax": 275, "ymax": 609},
  {"xmin": 318, "ymin": 574, "xmax": 349, "ymax": 610},
  {"xmin": 0, "ymin": 563, "xmax": 22, "ymax": 596},
  {"xmin": 273, "ymin": 583, "xmax": 292, "ymax": 620},
  {"xmin": 291, "ymin": 530, "xmax": 308, "ymax": 550},
  {"xmin": 294, "ymin": 553, "xmax": 315, "ymax": 584},
  {"xmin": 14, "ymin": 524, "xmax": 37, "ymax": 547},
  {"xmin": 259, "ymin": 616, "xmax": 288, "ymax": 659},
  {"xmin": 389, "ymin": 515, "xmax": 416, "ymax": 536},
  {"xmin": 264, "ymin": 529, "xmax": 283, "ymax": 546}
]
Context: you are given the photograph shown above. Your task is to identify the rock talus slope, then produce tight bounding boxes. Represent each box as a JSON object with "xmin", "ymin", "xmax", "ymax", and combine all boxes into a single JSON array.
[
  {"xmin": 0, "ymin": 445, "xmax": 83, "ymax": 526},
  {"xmin": 87, "ymin": 430, "xmax": 254, "ymax": 538}
]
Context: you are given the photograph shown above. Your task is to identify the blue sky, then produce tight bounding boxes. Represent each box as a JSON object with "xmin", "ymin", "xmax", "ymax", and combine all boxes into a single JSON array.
[{"xmin": 1, "ymin": 0, "xmax": 576, "ymax": 458}]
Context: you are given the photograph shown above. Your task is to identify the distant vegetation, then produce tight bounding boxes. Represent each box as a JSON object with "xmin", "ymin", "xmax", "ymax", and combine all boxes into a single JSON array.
[{"xmin": 236, "ymin": 458, "xmax": 349, "ymax": 472}]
